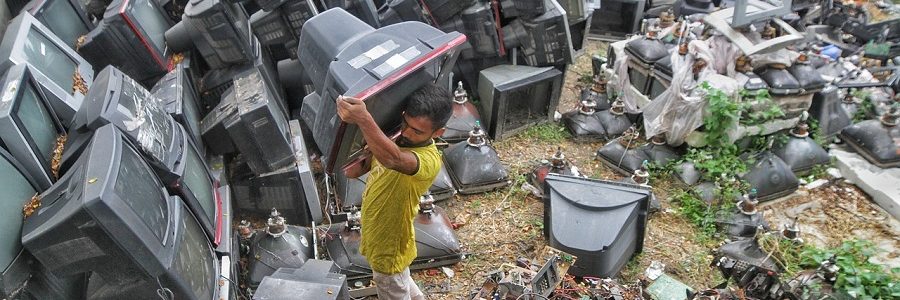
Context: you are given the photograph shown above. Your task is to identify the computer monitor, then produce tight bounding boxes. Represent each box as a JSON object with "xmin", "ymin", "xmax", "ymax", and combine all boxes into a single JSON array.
[
  {"xmin": 297, "ymin": 8, "xmax": 465, "ymax": 172},
  {"xmin": 165, "ymin": 0, "xmax": 259, "ymax": 70},
  {"xmin": 67, "ymin": 65, "xmax": 184, "ymax": 183},
  {"xmin": 226, "ymin": 69, "xmax": 293, "ymax": 174},
  {"xmin": 509, "ymin": 0, "xmax": 576, "ymax": 68},
  {"xmin": 0, "ymin": 12, "xmax": 94, "ymax": 125},
  {"xmin": 152, "ymin": 62, "xmax": 206, "ymax": 155},
  {"xmin": 477, "ymin": 64, "xmax": 563, "ymax": 140},
  {"xmin": 21, "ymin": 124, "xmax": 219, "ymax": 299},
  {"xmin": 439, "ymin": 1, "xmax": 502, "ymax": 60},
  {"xmin": 23, "ymin": 0, "xmax": 94, "ymax": 47},
  {"xmin": 78, "ymin": 0, "xmax": 173, "ymax": 87},
  {"xmin": 0, "ymin": 64, "xmax": 66, "ymax": 191}
]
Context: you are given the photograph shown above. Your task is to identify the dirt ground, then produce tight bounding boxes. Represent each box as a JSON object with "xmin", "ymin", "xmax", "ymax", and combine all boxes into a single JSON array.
[{"xmin": 403, "ymin": 40, "xmax": 900, "ymax": 299}]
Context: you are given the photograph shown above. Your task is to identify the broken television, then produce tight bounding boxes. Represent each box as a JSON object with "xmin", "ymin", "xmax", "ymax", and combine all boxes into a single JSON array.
[
  {"xmin": 477, "ymin": 64, "xmax": 563, "ymax": 141},
  {"xmin": 21, "ymin": 125, "xmax": 219, "ymax": 300}
]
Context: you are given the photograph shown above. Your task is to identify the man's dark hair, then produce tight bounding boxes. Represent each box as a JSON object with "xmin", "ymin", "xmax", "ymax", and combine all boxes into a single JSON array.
[{"xmin": 405, "ymin": 82, "xmax": 453, "ymax": 130}]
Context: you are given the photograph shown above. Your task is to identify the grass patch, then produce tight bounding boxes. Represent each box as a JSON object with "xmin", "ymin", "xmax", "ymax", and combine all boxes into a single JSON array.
[
  {"xmin": 670, "ymin": 189, "xmax": 733, "ymax": 244},
  {"xmin": 518, "ymin": 122, "xmax": 571, "ymax": 143}
]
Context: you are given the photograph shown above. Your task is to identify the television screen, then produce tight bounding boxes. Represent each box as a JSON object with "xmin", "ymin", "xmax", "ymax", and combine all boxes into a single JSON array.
[
  {"xmin": 131, "ymin": 0, "xmax": 171, "ymax": 52},
  {"xmin": 171, "ymin": 201, "xmax": 217, "ymax": 300},
  {"xmin": 0, "ymin": 148, "xmax": 38, "ymax": 298},
  {"xmin": 23, "ymin": 28, "xmax": 78, "ymax": 93},
  {"xmin": 588, "ymin": 0, "xmax": 642, "ymax": 39},
  {"xmin": 0, "ymin": 13, "xmax": 94, "ymax": 124},
  {"xmin": 22, "ymin": 124, "xmax": 218, "ymax": 299},
  {"xmin": 26, "ymin": 0, "xmax": 94, "ymax": 47},
  {"xmin": 0, "ymin": 64, "xmax": 65, "ymax": 190},
  {"xmin": 176, "ymin": 135, "xmax": 221, "ymax": 242}
]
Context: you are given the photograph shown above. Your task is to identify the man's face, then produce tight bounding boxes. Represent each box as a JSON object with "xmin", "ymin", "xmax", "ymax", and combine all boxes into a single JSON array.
[{"xmin": 397, "ymin": 113, "xmax": 444, "ymax": 147}]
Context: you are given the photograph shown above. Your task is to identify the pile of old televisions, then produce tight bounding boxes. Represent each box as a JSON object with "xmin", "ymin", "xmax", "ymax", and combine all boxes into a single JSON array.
[{"xmin": 0, "ymin": 0, "xmax": 595, "ymax": 298}]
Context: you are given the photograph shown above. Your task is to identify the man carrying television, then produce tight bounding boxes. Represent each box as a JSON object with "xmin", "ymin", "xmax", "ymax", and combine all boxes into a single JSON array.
[{"xmin": 337, "ymin": 83, "xmax": 453, "ymax": 300}]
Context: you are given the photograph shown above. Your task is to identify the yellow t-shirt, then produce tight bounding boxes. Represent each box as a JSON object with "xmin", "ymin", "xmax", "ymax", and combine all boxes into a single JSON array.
[{"xmin": 359, "ymin": 141, "xmax": 441, "ymax": 274}]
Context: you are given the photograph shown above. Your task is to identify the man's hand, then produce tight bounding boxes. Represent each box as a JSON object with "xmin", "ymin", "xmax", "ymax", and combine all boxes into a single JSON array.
[{"xmin": 336, "ymin": 96, "xmax": 372, "ymax": 125}]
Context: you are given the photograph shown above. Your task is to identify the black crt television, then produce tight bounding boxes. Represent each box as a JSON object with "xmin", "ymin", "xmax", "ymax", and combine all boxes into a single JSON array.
[
  {"xmin": 22, "ymin": 0, "xmax": 94, "ymax": 48},
  {"xmin": 165, "ymin": 0, "xmax": 259, "ymax": 70},
  {"xmin": 439, "ymin": 1, "xmax": 502, "ymax": 60},
  {"xmin": 297, "ymin": 8, "xmax": 465, "ymax": 173},
  {"xmin": 0, "ymin": 12, "xmax": 94, "ymax": 126},
  {"xmin": 167, "ymin": 124, "xmax": 226, "ymax": 246},
  {"xmin": 543, "ymin": 174, "xmax": 650, "ymax": 278},
  {"xmin": 0, "ymin": 64, "xmax": 66, "ymax": 191},
  {"xmin": 21, "ymin": 124, "xmax": 219, "ymax": 300},
  {"xmin": 226, "ymin": 69, "xmax": 293, "ymax": 175},
  {"xmin": 0, "ymin": 147, "xmax": 86, "ymax": 299},
  {"xmin": 505, "ymin": 0, "xmax": 576, "ymax": 68},
  {"xmin": 588, "ymin": 0, "xmax": 643, "ymax": 40},
  {"xmin": 250, "ymin": 0, "xmax": 318, "ymax": 59},
  {"xmin": 78, "ymin": 0, "xmax": 173, "ymax": 87},
  {"xmin": 377, "ymin": 0, "xmax": 428, "ymax": 26},
  {"xmin": 65, "ymin": 66, "xmax": 184, "ymax": 183},
  {"xmin": 418, "ymin": 0, "xmax": 474, "ymax": 24},
  {"xmin": 317, "ymin": 0, "xmax": 380, "ymax": 28},
  {"xmin": 151, "ymin": 62, "xmax": 206, "ymax": 155},
  {"xmin": 477, "ymin": 64, "xmax": 563, "ymax": 140},
  {"xmin": 196, "ymin": 42, "xmax": 286, "ymax": 117}
]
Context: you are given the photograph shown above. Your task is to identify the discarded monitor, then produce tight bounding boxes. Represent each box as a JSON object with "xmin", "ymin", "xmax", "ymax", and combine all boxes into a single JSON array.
[
  {"xmin": 22, "ymin": 124, "xmax": 219, "ymax": 300},
  {"xmin": 430, "ymin": 165, "xmax": 457, "ymax": 201},
  {"xmin": 77, "ymin": 0, "xmax": 173, "ymax": 86},
  {"xmin": 443, "ymin": 123, "xmax": 510, "ymax": 194},
  {"xmin": 297, "ymin": 8, "xmax": 464, "ymax": 173},
  {"xmin": 543, "ymin": 174, "xmax": 650, "ymax": 278},
  {"xmin": 505, "ymin": 0, "xmax": 576, "ymax": 67},
  {"xmin": 563, "ymin": 89, "xmax": 607, "ymax": 142},
  {"xmin": 196, "ymin": 45, "xmax": 285, "ymax": 115},
  {"xmin": 22, "ymin": 0, "xmax": 94, "ymax": 47},
  {"xmin": 588, "ymin": 0, "xmax": 643, "ymax": 40},
  {"xmin": 252, "ymin": 260, "xmax": 350, "ymax": 300},
  {"xmin": 714, "ymin": 238, "xmax": 782, "ymax": 299},
  {"xmin": 597, "ymin": 130, "xmax": 652, "ymax": 176},
  {"xmin": 65, "ymin": 66, "xmax": 183, "ymax": 182},
  {"xmin": 200, "ymin": 87, "xmax": 238, "ymax": 155},
  {"xmin": 717, "ymin": 190, "xmax": 770, "ymax": 239},
  {"xmin": 229, "ymin": 120, "xmax": 323, "ymax": 225},
  {"xmin": 773, "ymin": 114, "xmax": 830, "ymax": 175},
  {"xmin": 377, "ymin": 0, "xmax": 428, "ymax": 26},
  {"xmin": 421, "ymin": 0, "xmax": 475, "ymax": 23},
  {"xmin": 0, "ymin": 12, "xmax": 94, "ymax": 125},
  {"xmin": 703, "ymin": 1, "xmax": 803, "ymax": 55},
  {"xmin": 152, "ymin": 62, "xmax": 205, "ymax": 154},
  {"xmin": 0, "ymin": 64, "xmax": 67, "ymax": 191},
  {"xmin": 227, "ymin": 69, "xmax": 293, "ymax": 175},
  {"xmin": 248, "ymin": 209, "xmax": 315, "ymax": 288},
  {"xmin": 740, "ymin": 150, "xmax": 799, "ymax": 202},
  {"xmin": 477, "ymin": 64, "xmax": 562, "ymax": 140},
  {"xmin": 441, "ymin": 82, "xmax": 483, "ymax": 143},
  {"xmin": 808, "ymin": 86, "xmax": 851, "ymax": 139},
  {"xmin": 839, "ymin": 107, "xmax": 900, "ymax": 168},
  {"xmin": 167, "ymin": 125, "xmax": 227, "ymax": 245},
  {"xmin": 624, "ymin": 31, "xmax": 669, "ymax": 95},
  {"xmin": 165, "ymin": 0, "xmax": 258, "ymax": 69},
  {"xmin": 250, "ymin": 0, "xmax": 318, "ymax": 58},
  {"xmin": 638, "ymin": 134, "xmax": 681, "ymax": 167},
  {"xmin": 0, "ymin": 147, "xmax": 86, "ymax": 299},
  {"xmin": 439, "ymin": 2, "xmax": 501, "ymax": 59}
]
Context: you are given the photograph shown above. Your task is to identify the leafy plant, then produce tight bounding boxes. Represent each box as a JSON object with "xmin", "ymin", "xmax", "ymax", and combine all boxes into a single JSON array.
[
  {"xmin": 740, "ymin": 89, "xmax": 785, "ymax": 125},
  {"xmin": 671, "ymin": 189, "xmax": 731, "ymax": 241},
  {"xmin": 850, "ymin": 89, "xmax": 876, "ymax": 123},
  {"xmin": 700, "ymin": 82, "xmax": 742, "ymax": 151},
  {"xmin": 802, "ymin": 240, "xmax": 900, "ymax": 299}
]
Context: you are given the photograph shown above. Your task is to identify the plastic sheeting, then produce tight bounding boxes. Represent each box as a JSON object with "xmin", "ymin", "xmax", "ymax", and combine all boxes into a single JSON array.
[
  {"xmin": 642, "ymin": 39, "xmax": 726, "ymax": 146},
  {"xmin": 612, "ymin": 35, "xmax": 644, "ymax": 114}
]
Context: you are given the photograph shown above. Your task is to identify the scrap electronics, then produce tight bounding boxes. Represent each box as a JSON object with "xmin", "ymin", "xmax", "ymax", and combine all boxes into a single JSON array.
[
  {"xmin": 0, "ymin": 0, "xmax": 595, "ymax": 299},
  {"xmin": 4, "ymin": 0, "xmax": 894, "ymax": 298}
]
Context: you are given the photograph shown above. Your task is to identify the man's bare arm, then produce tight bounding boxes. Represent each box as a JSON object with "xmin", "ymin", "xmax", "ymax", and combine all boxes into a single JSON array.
[{"xmin": 343, "ymin": 154, "xmax": 372, "ymax": 178}]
